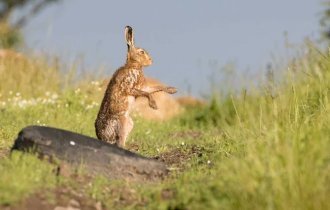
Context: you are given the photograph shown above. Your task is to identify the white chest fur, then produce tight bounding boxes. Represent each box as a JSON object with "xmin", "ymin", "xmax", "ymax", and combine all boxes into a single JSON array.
[{"xmin": 130, "ymin": 69, "xmax": 140, "ymax": 81}]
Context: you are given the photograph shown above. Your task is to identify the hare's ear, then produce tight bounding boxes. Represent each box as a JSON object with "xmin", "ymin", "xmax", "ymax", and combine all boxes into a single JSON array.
[{"xmin": 125, "ymin": 26, "xmax": 135, "ymax": 50}]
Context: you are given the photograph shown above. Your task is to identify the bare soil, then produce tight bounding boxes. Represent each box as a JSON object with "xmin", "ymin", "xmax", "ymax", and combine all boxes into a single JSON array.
[
  {"xmin": 154, "ymin": 145, "xmax": 204, "ymax": 169},
  {"xmin": 1, "ymin": 188, "xmax": 101, "ymax": 210}
]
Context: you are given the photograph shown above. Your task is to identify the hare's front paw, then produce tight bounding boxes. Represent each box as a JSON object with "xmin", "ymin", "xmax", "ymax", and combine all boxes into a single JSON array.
[
  {"xmin": 165, "ymin": 87, "xmax": 177, "ymax": 94},
  {"xmin": 149, "ymin": 97, "xmax": 158, "ymax": 110}
]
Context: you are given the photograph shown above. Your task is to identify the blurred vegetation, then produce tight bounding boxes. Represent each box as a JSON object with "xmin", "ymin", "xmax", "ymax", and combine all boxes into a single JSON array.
[
  {"xmin": 0, "ymin": 53, "xmax": 61, "ymax": 97},
  {"xmin": 321, "ymin": 1, "xmax": 330, "ymax": 45},
  {"xmin": 0, "ymin": 21, "xmax": 21, "ymax": 48},
  {"xmin": 0, "ymin": 0, "xmax": 59, "ymax": 48}
]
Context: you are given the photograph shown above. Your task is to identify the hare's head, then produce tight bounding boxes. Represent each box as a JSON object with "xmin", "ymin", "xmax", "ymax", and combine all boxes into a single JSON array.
[{"xmin": 125, "ymin": 26, "xmax": 152, "ymax": 67}]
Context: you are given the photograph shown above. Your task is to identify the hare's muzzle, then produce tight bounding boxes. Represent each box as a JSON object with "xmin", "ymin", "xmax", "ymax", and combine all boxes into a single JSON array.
[{"xmin": 145, "ymin": 58, "xmax": 152, "ymax": 66}]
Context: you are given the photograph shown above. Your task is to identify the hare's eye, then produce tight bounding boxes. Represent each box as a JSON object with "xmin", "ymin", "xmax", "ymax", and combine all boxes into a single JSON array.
[{"xmin": 140, "ymin": 50, "xmax": 145, "ymax": 54}]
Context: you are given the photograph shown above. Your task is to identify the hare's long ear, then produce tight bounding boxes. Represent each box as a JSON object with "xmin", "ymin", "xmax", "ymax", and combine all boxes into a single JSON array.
[{"xmin": 125, "ymin": 26, "xmax": 135, "ymax": 50}]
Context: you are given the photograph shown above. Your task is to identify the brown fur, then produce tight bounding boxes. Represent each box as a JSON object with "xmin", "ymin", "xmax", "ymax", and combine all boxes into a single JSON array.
[{"xmin": 95, "ymin": 26, "xmax": 177, "ymax": 147}]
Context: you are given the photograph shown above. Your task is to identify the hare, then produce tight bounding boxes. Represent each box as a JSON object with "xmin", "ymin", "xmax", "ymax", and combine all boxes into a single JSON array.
[{"xmin": 95, "ymin": 26, "xmax": 177, "ymax": 147}]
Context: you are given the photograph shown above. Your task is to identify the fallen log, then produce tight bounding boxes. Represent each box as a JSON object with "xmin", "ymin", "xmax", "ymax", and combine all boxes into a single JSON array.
[{"xmin": 11, "ymin": 125, "xmax": 168, "ymax": 181}]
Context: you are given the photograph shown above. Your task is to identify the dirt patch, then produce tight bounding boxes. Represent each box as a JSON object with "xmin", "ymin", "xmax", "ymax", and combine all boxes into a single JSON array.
[
  {"xmin": 2, "ymin": 189, "xmax": 100, "ymax": 210},
  {"xmin": 2, "ymin": 176, "xmax": 103, "ymax": 210},
  {"xmin": 155, "ymin": 145, "xmax": 204, "ymax": 169},
  {"xmin": 2, "ymin": 193, "xmax": 54, "ymax": 210}
]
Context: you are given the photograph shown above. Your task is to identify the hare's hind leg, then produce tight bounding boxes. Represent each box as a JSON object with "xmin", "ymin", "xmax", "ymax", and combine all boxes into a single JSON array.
[
  {"xmin": 117, "ymin": 114, "xmax": 134, "ymax": 147},
  {"xmin": 95, "ymin": 117, "xmax": 119, "ymax": 144}
]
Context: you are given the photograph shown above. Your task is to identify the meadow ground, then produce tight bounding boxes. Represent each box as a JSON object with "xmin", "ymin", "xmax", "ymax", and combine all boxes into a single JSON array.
[{"xmin": 0, "ymin": 45, "xmax": 329, "ymax": 210}]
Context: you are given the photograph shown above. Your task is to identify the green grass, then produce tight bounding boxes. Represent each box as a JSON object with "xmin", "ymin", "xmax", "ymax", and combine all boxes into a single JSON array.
[
  {"xmin": 0, "ymin": 152, "xmax": 57, "ymax": 205},
  {"xmin": 0, "ymin": 44, "xmax": 329, "ymax": 209}
]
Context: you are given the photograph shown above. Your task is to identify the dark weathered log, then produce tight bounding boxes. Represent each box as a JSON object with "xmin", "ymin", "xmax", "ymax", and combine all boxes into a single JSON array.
[{"xmin": 11, "ymin": 125, "xmax": 168, "ymax": 181}]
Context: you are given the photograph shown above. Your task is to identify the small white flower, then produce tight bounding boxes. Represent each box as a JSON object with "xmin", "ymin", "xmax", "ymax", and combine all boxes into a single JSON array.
[
  {"xmin": 181, "ymin": 142, "xmax": 185, "ymax": 146},
  {"xmin": 36, "ymin": 120, "xmax": 40, "ymax": 124},
  {"xmin": 91, "ymin": 81, "xmax": 100, "ymax": 86},
  {"xmin": 207, "ymin": 160, "xmax": 211, "ymax": 165},
  {"xmin": 51, "ymin": 93, "xmax": 58, "ymax": 99}
]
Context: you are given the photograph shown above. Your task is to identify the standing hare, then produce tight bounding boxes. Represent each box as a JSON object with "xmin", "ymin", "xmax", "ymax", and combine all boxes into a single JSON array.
[{"xmin": 95, "ymin": 26, "xmax": 177, "ymax": 147}]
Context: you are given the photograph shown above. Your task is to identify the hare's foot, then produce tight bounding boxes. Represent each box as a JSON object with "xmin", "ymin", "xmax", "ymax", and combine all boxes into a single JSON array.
[
  {"xmin": 164, "ymin": 86, "xmax": 177, "ymax": 94},
  {"xmin": 148, "ymin": 96, "xmax": 158, "ymax": 109}
]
